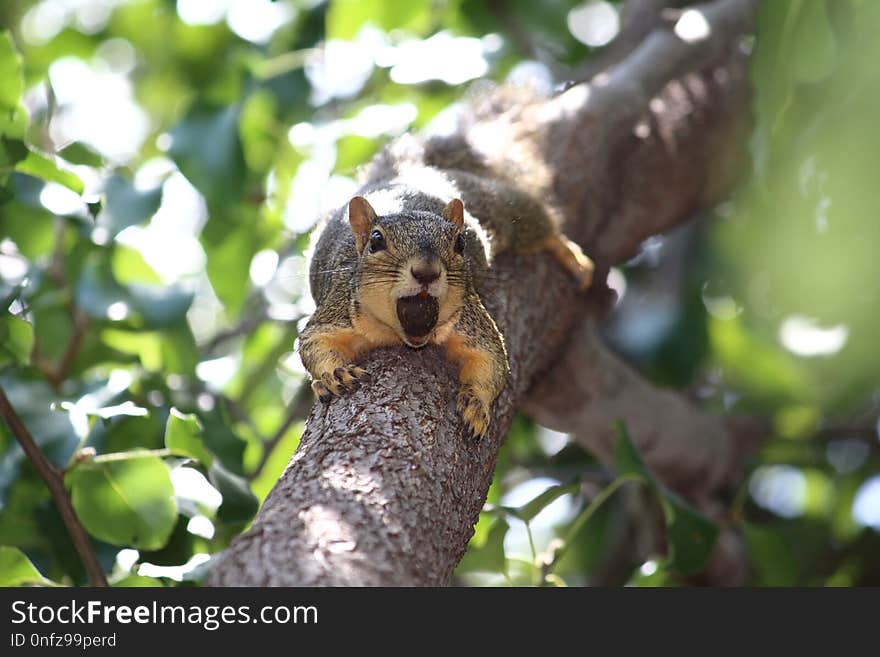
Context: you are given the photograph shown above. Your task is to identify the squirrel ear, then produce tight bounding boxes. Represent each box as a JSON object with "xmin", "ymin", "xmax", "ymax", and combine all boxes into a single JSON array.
[
  {"xmin": 348, "ymin": 196, "xmax": 377, "ymax": 253},
  {"xmin": 442, "ymin": 198, "xmax": 465, "ymax": 231}
]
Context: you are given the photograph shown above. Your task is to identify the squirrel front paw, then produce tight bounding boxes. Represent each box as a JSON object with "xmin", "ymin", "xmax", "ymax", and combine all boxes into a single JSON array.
[
  {"xmin": 457, "ymin": 387, "xmax": 491, "ymax": 440},
  {"xmin": 312, "ymin": 365, "xmax": 370, "ymax": 402}
]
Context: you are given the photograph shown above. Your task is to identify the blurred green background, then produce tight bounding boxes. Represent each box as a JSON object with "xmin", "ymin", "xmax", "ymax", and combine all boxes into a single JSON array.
[{"xmin": 0, "ymin": 0, "xmax": 878, "ymax": 587}]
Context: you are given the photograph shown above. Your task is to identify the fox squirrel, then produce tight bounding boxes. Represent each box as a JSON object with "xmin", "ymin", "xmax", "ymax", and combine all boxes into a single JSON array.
[{"xmin": 298, "ymin": 134, "xmax": 594, "ymax": 438}]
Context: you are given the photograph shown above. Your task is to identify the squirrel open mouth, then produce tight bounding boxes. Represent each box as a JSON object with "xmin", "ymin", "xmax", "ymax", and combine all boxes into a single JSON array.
[{"xmin": 396, "ymin": 293, "xmax": 439, "ymax": 347}]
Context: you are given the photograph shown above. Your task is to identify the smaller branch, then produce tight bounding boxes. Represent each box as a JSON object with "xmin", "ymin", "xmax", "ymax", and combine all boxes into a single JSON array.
[
  {"xmin": 202, "ymin": 306, "xmax": 270, "ymax": 356},
  {"xmin": 91, "ymin": 448, "xmax": 172, "ymax": 464},
  {"xmin": 202, "ymin": 230, "xmax": 306, "ymax": 358},
  {"xmin": 584, "ymin": 0, "xmax": 756, "ymax": 123},
  {"xmin": 32, "ymin": 309, "xmax": 88, "ymax": 389},
  {"xmin": 0, "ymin": 385, "xmax": 107, "ymax": 586},
  {"xmin": 55, "ymin": 309, "xmax": 88, "ymax": 382},
  {"xmin": 522, "ymin": 318, "xmax": 765, "ymax": 498},
  {"xmin": 32, "ymin": 220, "xmax": 90, "ymax": 389},
  {"xmin": 573, "ymin": 0, "xmax": 697, "ymax": 81}
]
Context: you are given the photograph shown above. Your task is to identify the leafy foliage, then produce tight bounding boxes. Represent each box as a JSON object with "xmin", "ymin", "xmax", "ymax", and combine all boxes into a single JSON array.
[{"xmin": 0, "ymin": 0, "xmax": 878, "ymax": 588}]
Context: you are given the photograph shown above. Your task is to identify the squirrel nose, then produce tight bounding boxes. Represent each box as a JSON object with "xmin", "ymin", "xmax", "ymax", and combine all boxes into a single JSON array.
[{"xmin": 411, "ymin": 265, "xmax": 440, "ymax": 285}]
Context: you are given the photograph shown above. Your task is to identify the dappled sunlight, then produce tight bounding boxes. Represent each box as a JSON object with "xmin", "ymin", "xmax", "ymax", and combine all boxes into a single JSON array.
[
  {"xmin": 305, "ymin": 29, "xmax": 382, "ymax": 104},
  {"xmin": 170, "ymin": 465, "xmax": 222, "ymax": 513},
  {"xmin": 749, "ymin": 465, "xmax": 807, "ymax": 518},
  {"xmin": 674, "ymin": 9, "xmax": 712, "ymax": 43},
  {"xmin": 47, "ymin": 55, "xmax": 149, "ymax": 163},
  {"xmin": 138, "ymin": 553, "xmax": 211, "ymax": 581},
  {"xmin": 116, "ymin": 172, "xmax": 208, "ymax": 283},
  {"xmin": 195, "ymin": 355, "xmax": 239, "ymax": 390},
  {"xmin": 778, "ymin": 315, "xmax": 848, "ymax": 358},
  {"xmin": 186, "ymin": 514, "xmax": 215, "ymax": 539},
  {"xmin": 322, "ymin": 463, "xmax": 384, "ymax": 501},
  {"xmin": 38, "ymin": 182, "xmax": 84, "ymax": 216},
  {"xmin": 535, "ymin": 426, "xmax": 568, "ymax": 456},
  {"xmin": 567, "ymin": 1, "xmax": 619, "ymax": 48},
  {"xmin": 177, "ymin": 0, "xmax": 295, "ymax": 44},
  {"xmin": 853, "ymin": 476, "xmax": 880, "ymax": 530},
  {"xmin": 21, "ymin": 0, "xmax": 123, "ymax": 45},
  {"xmin": 248, "ymin": 249, "xmax": 279, "ymax": 288},
  {"xmin": 301, "ymin": 504, "xmax": 358, "ymax": 557},
  {"xmin": 57, "ymin": 369, "xmax": 142, "ymax": 437},
  {"xmin": 379, "ymin": 32, "xmax": 496, "ymax": 85}
]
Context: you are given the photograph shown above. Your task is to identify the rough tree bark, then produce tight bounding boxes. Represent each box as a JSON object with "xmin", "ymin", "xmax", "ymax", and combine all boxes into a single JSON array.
[{"xmin": 208, "ymin": 0, "xmax": 759, "ymax": 586}]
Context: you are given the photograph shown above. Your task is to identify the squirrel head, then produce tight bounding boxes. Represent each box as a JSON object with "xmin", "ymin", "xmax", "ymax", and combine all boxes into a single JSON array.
[{"xmin": 348, "ymin": 195, "xmax": 467, "ymax": 348}]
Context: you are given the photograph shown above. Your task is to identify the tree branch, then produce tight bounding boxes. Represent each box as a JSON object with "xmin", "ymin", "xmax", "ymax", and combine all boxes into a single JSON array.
[
  {"xmin": 208, "ymin": 0, "xmax": 758, "ymax": 586},
  {"xmin": 573, "ymin": 0, "xmax": 697, "ymax": 82},
  {"xmin": 0, "ymin": 385, "xmax": 107, "ymax": 586},
  {"xmin": 33, "ymin": 219, "xmax": 90, "ymax": 389}
]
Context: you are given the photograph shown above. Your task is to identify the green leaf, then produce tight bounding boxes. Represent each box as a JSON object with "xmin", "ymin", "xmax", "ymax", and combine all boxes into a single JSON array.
[
  {"xmin": 744, "ymin": 523, "xmax": 797, "ymax": 586},
  {"xmin": 165, "ymin": 409, "xmax": 213, "ymax": 466},
  {"xmin": 614, "ymin": 424, "xmax": 719, "ymax": 575},
  {"xmin": 97, "ymin": 174, "xmax": 163, "ymax": 238},
  {"xmin": 169, "ymin": 104, "xmax": 246, "ymax": 203},
  {"xmin": 136, "ymin": 515, "xmax": 199, "ymax": 567},
  {"xmin": 201, "ymin": 221, "xmax": 260, "ymax": 313},
  {"xmin": 660, "ymin": 492, "xmax": 720, "ymax": 575},
  {"xmin": 101, "ymin": 329, "xmax": 163, "ymax": 371},
  {"xmin": 0, "ymin": 315, "xmax": 33, "ymax": 366},
  {"xmin": 239, "ymin": 90, "xmax": 278, "ymax": 174},
  {"xmin": 208, "ymin": 460, "xmax": 258, "ymax": 525},
  {"xmin": 0, "ymin": 137, "xmax": 28, "ymax": 168},
  {"xmin": 76, "ymin": 256, "xmax": 129, "ymax": 322},
  {"xmin": 0, "ymin": 545, "xmax": 56, "ymax": 586},
  {"xmin": 114, "ymin": 574, "xmax": 164, "ymax": 587},
  {"xmin": 456, "ymin": 517, "xmax": 509, "ymax": 575},
  {"xmin": 790, "ymin": 0, "xmax": 837, "ymax": 84},
  {"xmin": 158, "ymin": 320, "xmax": 198, "ymax": 376},
  {"xmin": 0, "ymin": 196, "xmax": 54, "ymax": 256},
  {"xmin": 112, "ymin": 244, "xmax": 162, "ymax": 285},
  {"xmin": 613, "ymin": 424, "xmax": 651, "ymax": 479},
  {"xmin": 57, "ymin": 141, "xmax": 103, "ymax": 168},
  {"xmin": 334, "ymin": 135, "xmax": 380, "ymax": 175},
  {"xmin": 327, "ymin": 0, "xmax": 431, "ymax": 39},
  {"xmin": 249, "ymin": 420, "xmax": 302, "ymax": 503},
  {"xmin": 67, "ymin": 457, "xmax": 178, "ymax": 550},
  {"xmin": 76, "ymin": 255, "xmax": 193, "ymax": 328},
  {"xmin": 516, "ymin": 481, "xmax": 579, "ymax": 522},
  {"xmin": 0, "ymin": 32, "xmax": 23, "ymax": 112},
  {"xmin": 127, "ymin": 283, "xmax": 194, "ymax": 329},
  {"xmin": 14, "ymin": 150, "xmax": 84, "ymax": 195},
  {"xmin": 0, "ymin": 32, "xmax": 26, "ymax": 139}
]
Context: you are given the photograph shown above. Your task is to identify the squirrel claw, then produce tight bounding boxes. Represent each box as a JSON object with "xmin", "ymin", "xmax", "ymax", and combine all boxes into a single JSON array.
[
  {"xmin": 312, "ymin": 380, "xmax": 334, "ymax": 403},
  {"xmin": 312, "ymin": 365, "xmax": 370, "ymax": 401},
  {"xmin": 457, "ymin": 389, "xmax": 490, "ymax": 440}
]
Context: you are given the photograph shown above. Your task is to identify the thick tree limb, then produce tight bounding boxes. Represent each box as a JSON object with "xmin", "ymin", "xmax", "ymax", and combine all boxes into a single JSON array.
[{"xmin": 208, "ymin": 0, "xmax": 758, "ymax": 586}]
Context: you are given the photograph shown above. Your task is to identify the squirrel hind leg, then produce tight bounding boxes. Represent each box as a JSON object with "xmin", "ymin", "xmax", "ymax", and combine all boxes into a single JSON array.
[{"xmin": 542, "ymin": 234, "xmax": 594, "ymax": 290}]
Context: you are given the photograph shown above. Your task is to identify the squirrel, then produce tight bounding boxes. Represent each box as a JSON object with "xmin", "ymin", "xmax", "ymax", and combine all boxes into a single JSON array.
[{"xmin": 298, "ymin": 133, "xmax": 594, "ymax": 439}]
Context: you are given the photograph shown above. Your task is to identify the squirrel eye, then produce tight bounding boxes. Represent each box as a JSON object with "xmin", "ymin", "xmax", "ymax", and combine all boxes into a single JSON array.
[
  {"xmin": 368, "ymin": 230, "xmax": 386, "ymax": 252},
  {"xmin": 454, "ymin": 233, "xmax": 465, "ymax": 255}
]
